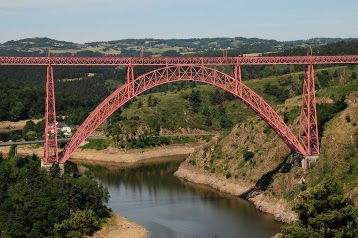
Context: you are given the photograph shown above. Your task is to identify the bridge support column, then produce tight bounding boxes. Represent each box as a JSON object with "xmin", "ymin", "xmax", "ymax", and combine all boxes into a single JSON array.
[
  {"xmin": 127, "ymin": 64, "xmax": 134, "ymax": 99},
  {"xmin": 234, "ymin": 64, "xmax": 242, "ymax": 97},
  {"xmin": 44, "ymin": 63, "xmax": 59, "ymax": 163},
  {"xmin": 299, "ymin": 64, "xmax": 320, "ymax": 169}
]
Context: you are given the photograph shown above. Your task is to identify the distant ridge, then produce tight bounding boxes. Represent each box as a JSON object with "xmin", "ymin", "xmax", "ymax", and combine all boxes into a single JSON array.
[{"xmin": 1, "ymin": 36, "xmax": 357, "ymax": 57}]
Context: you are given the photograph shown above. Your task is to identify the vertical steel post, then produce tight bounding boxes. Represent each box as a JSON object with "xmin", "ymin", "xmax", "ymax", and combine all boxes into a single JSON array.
[
  {"xmin": 299, "ymin": 64, "xmax": 320, "ymax": 169},
  {"xmin": 44, "ymin": 62, "xmax": 59, "ymax": 163},
  {"xmin": 234, "ymin": 64, "xmax": 242, "ymax": 97},
  {"xmin": 127, "ymin": 64, "xmax": 134, "ymax": 99}
]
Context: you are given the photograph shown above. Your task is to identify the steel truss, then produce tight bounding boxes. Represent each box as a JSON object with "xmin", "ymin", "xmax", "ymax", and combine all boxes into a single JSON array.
[
  {"xmin": 0, "ymin": 55, "xmax": 358, "ymax": 66},
  {"xmin": 44, "ymin": 65, "xmax": 59, "ymax": 163},
  {"xmin": 2, "ymin": 54, "xmax": 352, "ymax": 166},
  {"xmin": 299, "ymin": 65, "xmax": 320, "ymax": 168},
  {"xmin": 59, "ymin": 65, "xmax": 306, "ymax": 162}
]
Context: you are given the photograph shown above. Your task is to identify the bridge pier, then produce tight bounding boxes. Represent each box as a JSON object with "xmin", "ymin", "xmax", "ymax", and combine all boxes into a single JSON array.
[
  {"xmin": 303, "ymin": 155, "xmax": 319, "ymax": 169},
  {"xmin": 13, "ymin": 145, "xmax": 17, "ymax": 156},
  {"xmin": 41, "ymin": 160, "xmax": 65, "ymax": 175}
]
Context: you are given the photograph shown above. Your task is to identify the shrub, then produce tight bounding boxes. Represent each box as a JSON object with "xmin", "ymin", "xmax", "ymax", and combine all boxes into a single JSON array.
[
  {"xmin": 81, "ymin": 139, "xmax": 110, "ymax": 150},
  {"xmin": 345, "ymin": 115, "xmax": 351, "ymax": 123},
  {"xmin": 243, "ymin": 149, "xmax": 255, "ymax": 161},
  {"xmin": 300, "ymin": 182, "xmax": 307, "ymax": 191}
]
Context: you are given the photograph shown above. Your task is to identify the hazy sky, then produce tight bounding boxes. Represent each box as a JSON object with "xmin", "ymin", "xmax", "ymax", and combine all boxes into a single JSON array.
[{"xmin": 1, "ymin": 0, "xmax": 357, "ymax": 43}]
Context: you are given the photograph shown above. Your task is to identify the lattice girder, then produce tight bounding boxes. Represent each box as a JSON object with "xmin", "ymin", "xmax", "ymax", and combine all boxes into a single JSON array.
[{"xmin": 60, "ymin": 65, "xmax": 305, "ymax": 162}]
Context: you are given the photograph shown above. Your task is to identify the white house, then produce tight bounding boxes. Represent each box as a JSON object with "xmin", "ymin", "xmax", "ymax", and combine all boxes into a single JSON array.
[{"xmin": 56, "ymin": 122, "xmax": 72, "ymax": 137}]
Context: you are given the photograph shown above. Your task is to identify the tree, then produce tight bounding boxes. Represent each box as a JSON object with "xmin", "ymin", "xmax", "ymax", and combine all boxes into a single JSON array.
[
  {"xmin": 281, "ymin": 179, "xmax": 358, "ymax": 238},
  {"xmin": 347, "ymin": 64, "xmax": 356, "ymax": 70},
  {"xmin": 205, "ymin": 115, "xmax": 212, "ymax": 126},
  {"xmin": 210, "ymin": 89, "xmax": 223, "ymax": 105},
  {"xmin": 148, "ymin": 95, "xmax": 153, "ymax": 107},
  {"xmin": 22, "ymin": 120, "xmax": 36, "ymax": 136},
  {"xmin": 49, "ymin": 163, "xmax": 62, "ymax": 178},
  {"xmin": 351, "ymin": 71, "xmax": 357, "ymax": 80},
  {"xmin": 162, "ymin": 50, "xmax": 181, "ymax": 57},
  {"xmin": 54, "ymin": 210, "xmax": 100, "ymax": 238},
  {"xmin": 24, "ymin": 131, "xmax": 37, "ymax": 141},
  {"xmin": 333, "ymin": 70, "xmax": 339, "ymax": 78},
  {"xmin": 243, "ymin": 148, "xmax": 254, "ymax": 161},
  {"xmin": 137, "ymin": 100, "xmax": 143, "ymax": 108},
  {"xmin": 9, "ymin": 102, "xmax": 25, "ymax": 121},
  {"xmin": 188, "ymin": 90, "xmax": 202, "ymax": 113}
]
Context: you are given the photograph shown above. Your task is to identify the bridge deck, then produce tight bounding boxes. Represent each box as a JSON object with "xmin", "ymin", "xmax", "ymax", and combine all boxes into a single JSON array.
[{"xmin": 0, "ymin": 55, "xmax": 358, "ymax": 66}]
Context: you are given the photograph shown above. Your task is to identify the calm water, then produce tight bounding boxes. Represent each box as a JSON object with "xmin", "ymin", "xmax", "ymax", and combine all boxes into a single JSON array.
[{"xmin": 80, "ymin": 159, "xmax": 282, "ymax": 238}]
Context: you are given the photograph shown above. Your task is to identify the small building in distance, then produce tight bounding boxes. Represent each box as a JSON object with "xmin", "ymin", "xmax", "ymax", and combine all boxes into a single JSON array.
[{"xmin": 56, "ymin": 122, "xmax": 72, "ymax": 137}]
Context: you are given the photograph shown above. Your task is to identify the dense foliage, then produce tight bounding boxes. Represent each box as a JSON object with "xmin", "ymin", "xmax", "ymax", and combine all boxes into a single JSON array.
[
  {"xmin": 0, "ymin": 154, "xmax": 110, "ymax": 238},
  {"xmin": 281, "ymin": 179, "xmax": 358, "ymax": 238}
]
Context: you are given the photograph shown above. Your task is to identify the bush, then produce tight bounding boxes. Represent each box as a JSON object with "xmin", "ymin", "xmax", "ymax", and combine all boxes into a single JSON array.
[
  {"xmin": 243, "ymin": 149, "xmax": 255, "ymax": 161},
  {"xmin": 300, "ymin": 182, "xmax": 307, "ymax": 191},
  {"xmin": 81, "ymin": 139, "xmax": 110, "ymax": 150}
]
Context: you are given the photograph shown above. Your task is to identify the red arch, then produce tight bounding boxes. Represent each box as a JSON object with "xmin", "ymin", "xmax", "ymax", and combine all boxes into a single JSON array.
[{"xmin": 59, "ymin": 66, "xmax": 306, "ymax": 162}]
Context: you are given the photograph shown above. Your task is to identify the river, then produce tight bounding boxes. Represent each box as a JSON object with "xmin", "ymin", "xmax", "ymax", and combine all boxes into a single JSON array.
[{"xmin": 78, "ymin": 157, "xmax": 282, "ymax": 238}]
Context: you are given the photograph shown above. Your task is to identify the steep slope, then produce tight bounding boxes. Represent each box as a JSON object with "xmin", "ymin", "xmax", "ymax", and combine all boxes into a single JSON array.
[
  {"xmin": 175, "ymin": 109, "xmax": 297, "ymax": 222},
  {"xmin": 307, "ymin": 91, "xmax": 358, "ymax": 203},
  {"xmin": 175, "ymin": 90, "xmax": 358, "ymax": 223}
]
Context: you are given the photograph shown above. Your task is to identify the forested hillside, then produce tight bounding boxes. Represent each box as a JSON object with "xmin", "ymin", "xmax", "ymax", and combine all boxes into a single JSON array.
[{"xmin": 0, "ymin": 154, "xmax": 110, "ymax": 237}]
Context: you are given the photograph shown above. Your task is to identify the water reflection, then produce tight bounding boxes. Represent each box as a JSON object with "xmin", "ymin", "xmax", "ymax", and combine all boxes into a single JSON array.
[{"xmin": 77, "ymin": 159, "xmax": 282, "ymax": 238}]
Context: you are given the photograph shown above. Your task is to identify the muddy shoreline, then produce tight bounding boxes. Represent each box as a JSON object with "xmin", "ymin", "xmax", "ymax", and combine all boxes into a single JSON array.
[{"xmin": 174, "ymin": 165, "xmax": 297, "ymax": 224}]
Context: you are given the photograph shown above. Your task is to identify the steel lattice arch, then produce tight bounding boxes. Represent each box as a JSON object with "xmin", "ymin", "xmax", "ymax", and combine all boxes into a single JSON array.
[
  {"xmin": 2, "ymin": 55, "xmax": 357, "ymax": 168},
  {"xmin": 59, "ymin": 65, "xmax": 306, "ymax": 162}
]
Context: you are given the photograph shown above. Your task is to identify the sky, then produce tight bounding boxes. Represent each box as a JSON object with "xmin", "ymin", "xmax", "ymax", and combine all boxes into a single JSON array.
[{"xmin": 0, "ymin": 0, "xmax": 357, "ymax": 43}]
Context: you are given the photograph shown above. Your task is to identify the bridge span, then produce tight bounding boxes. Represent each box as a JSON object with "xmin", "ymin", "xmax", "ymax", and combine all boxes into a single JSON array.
[{"xmin": 1, "ymin": 54, "xmax": 357, "ymax": 168}]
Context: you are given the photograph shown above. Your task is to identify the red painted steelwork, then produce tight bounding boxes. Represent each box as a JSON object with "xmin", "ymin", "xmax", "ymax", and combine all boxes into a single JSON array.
[
  {"xmin": 299, "ymin": 65, "xmax": 319, "ymax": 169},
  {"xmin": 44, "ymin": 65, "xmax": 59, "ymax": 163},
  {"xmin": 59, "ymin": 65, "xmax": 306, "ymax": 162},
  {"xmin": 0, "ymin": 55, "xmax": 358, "ymax": 66}
]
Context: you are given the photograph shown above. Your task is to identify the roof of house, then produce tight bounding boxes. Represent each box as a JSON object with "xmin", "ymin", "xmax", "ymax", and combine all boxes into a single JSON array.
[{"xmin": 56, "ymin": 122, "xmax": 70, "ymax": 128}]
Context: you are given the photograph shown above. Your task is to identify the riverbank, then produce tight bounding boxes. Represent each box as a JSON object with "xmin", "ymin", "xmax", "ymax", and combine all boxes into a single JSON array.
[
  {"xmin": 0, "ymin": 141, "xmax": 296, "ymax": 225},
  {"xmin": 174, "ymin": 165, "xmax": 297, "ymax": 223},
  {"xmin": 90, "ymin": 213, "xmax": 148, "ymax": 238},
  {"xmin": 0, "ymin": 119, "xmax": 42, "ymax": 133},
  {"xmin": 0, "ymin": 143, "xmax": 201, "ymax": 165},
  {"xmin": 69, "ymin": 143, "xmax": 201, "ymax": 166}
]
